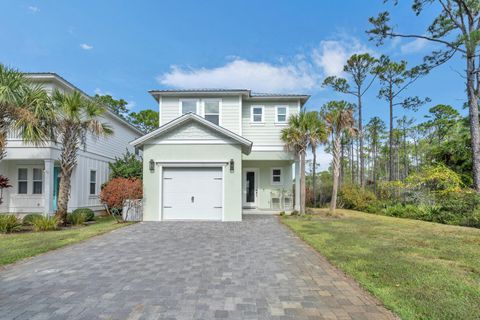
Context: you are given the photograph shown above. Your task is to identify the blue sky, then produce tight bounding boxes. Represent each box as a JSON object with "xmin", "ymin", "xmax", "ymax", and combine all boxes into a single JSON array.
[{"xmin": 0, "ymin": 1, "xmax": 468, "ymax": 168}]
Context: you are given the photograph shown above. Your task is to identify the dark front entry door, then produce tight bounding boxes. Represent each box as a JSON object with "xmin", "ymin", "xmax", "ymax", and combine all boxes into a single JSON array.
[{"xmin": 245, "ymin": 171, "xmax": 256, "ymax": 205}]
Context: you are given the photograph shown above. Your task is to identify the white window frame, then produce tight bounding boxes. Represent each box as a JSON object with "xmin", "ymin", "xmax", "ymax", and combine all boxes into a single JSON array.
[
  {"xmin": 250, "ymin": 105, "xmax": 265, "ymax": 124},
  {"xmin": 275, "ymin": 106, "xmax": 289, "ymax": 125},
  {"xmin": 203, "ymin": 99, "xmax": 222, "ymax": 126},
  {"xmin": 271, "ymin": 168, "xmax": 283, "ymax": 185},
  {"xmin": 17, "ymin": 168, "xmax": 28, "ymax": 194},
  {"xmin": 89, "ymin": 170, "xmax": 97, "ymax": 195},
  {"xmin": 32, "ymin": 168, "xmax": 43, "ymax": 195},
  {"xmin": 179, "ymin": 99, "xmax": 199, "ymax": 115}
]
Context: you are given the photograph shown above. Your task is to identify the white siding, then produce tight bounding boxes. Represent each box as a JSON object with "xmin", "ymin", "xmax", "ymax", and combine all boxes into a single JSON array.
[
  {"xmin": 221, "ymin": 96, "xmax": 241, "ymax": 134},
  {"xmin": 69, "ymin": 153, "xmax": 110, "ymax": 211},
  {"xmin": 242, "ymin": 100, "xmax": 299, "ymax": 146},
  {"xmin": 157, "ymin": 121, "xmax": 234, "ymax": 143},
  {"xmin": 85, "ymin": 112, "xmax": 140, "ymax": 160}
]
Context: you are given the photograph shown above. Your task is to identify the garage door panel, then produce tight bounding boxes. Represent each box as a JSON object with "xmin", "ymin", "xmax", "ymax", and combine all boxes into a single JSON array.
[{"xmin": 162, "ymin": 167, "xmax": 223, "ymax": 220}]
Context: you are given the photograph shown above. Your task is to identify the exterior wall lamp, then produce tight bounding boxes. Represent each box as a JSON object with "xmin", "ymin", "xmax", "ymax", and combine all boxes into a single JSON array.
[
  {"xmin": 149, "ymin": 159, "xmax": 155, "ymax": 173},
  {"xmin": 229, "ymin": 159, "xmax": 234, "ymax": 173}
]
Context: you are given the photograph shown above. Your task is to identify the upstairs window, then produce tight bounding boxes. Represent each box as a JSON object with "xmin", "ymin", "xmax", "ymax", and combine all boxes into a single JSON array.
[
  {"xmin": 180, "ymin": 100, "xmax": 198, "ymax": 115},
  {"xmin": 204, "ymin": 100, "xmax": 220, "ymax": 125},
  {"xmin": 18, "ymin": 168, "xmax": 28, "ymax": 194},
  {"xmin": 89, "ymin": 170, "xmax": 97, "ymax": 195},
  {"xmin": 276, "ymin": 106, "xmax": 288, "ymax": 123},
  {"xmin": 33, "ymin": 168, "xmax": 43, "ymax": 194},
  {"xmin": 251, "ymin": 106, "xmax": 264, "ymax": 123}
]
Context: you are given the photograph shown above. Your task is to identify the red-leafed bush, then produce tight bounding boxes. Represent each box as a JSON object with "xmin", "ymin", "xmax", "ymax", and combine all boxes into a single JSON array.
[
  {"xmin": 0, "ymin": 175, "xmax": 12, "ymax": 205},
  {"xmin": 100, "ymin": 178, "xmax": 143, "ymax": 210}
]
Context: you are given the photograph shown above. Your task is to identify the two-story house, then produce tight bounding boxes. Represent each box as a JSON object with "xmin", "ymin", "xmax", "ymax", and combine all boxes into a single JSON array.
[
  {"xmin": 0, "ymin": 73, "xmax": 143, "ymax": 215},
  {"xmin": 131, "ymin": 89, "xmax": 309, "ymax": 221}
]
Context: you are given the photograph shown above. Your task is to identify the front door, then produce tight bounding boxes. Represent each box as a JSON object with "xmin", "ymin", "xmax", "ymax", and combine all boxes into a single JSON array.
[
  {"xmin": 52, "ymin": 167, "xmax": 60, "ymax": 212},
  {"xmin": 243, "ymin": 169, "xmax": 258, "ymax": 208}
]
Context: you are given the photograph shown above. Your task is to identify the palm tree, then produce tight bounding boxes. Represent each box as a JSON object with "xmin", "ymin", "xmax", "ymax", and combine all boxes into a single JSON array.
[
  {"xmin": 52, "ymin": 90, "xmax": 113, "ymax": 224},
  {"xmin": 281, "ymin": 112, "xmax": 310, "ymax": 214},
  {"xmin": 0, "ymin": 64, "xmax": 52, "ymax": 160},
  {"xmin": 305, "ymin": 111, "xmax": 327, "ymax": 207},
  {"xmin": 321, "ymin": 101, "xmax": 357, "ymax": 213}
]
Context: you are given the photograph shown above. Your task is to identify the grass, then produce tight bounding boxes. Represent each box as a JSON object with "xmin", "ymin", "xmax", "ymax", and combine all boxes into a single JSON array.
[
  {"xmin": 0, "ymin": 216, "xmax": 132, "ymax": 266},
  {"xmin": 281, "ymin": 209, "xmax": 480, "ymax": 320}
]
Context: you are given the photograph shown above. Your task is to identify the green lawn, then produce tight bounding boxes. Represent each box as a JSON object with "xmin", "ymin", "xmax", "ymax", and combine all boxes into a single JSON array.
[
  {"xmin": 281, "ymin": 209, "xmax": 480, "ymax": 320},
  {"xmin": 0, "ymin": 216, "xmax": 132, "ymax": 266}
]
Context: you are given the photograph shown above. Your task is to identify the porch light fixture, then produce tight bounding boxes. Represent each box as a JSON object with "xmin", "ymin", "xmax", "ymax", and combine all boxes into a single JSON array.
[
  {"xmin": 229, "ymin": 159, "xmax": 234, "ymax": 173},
  {"xmin": 149, "ymin": 159, "xmax": 155, "ymax": 173}
]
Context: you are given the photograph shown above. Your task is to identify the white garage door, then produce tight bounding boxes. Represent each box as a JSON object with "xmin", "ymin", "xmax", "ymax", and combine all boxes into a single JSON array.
[{"xmin": 162, "ymin": 167, "xmax": 223, "ymax": 220}]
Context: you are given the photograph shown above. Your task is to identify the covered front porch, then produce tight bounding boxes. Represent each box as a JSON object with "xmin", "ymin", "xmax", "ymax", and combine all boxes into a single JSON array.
[
  {"xmin": 0, "ymin": 159, "xmax": 59, "ymax": 214},
  {"xmin": 241, "ymin": 159, "xmax": 299, "ymax": 212}
]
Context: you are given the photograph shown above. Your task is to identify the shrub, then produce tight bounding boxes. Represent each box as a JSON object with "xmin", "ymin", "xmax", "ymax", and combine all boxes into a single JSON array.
[
  {"xmin": 109, "ymin": 151, "xmax": 143, "ymax": 180},
  {"xmin": 23, "ymin": 214, "xmax": 43, "ymax": 226},
  {"xmin": 0, "ymin": 215, "xmax": 21, "ymax": 233},
  {"xmin": 72, "ymin": 208, "xmax": 95, "ymax": 221},
  {"xmin": 460, "ymin": 210, "xmax": 480, "ymax": 228},
  {"xmin": 100, "ymin": 178, "xmax": 143, "ymax": 211},
  {"xmin": 31, "ymin": 216, "xmax": 58, "ymax": 231},
  {"xmin": 67, "ymin": 212, "xmax": 86, "ymax": 226},
  {"xmin": 339, "ymin": 184, "xmax": 377, "ymax": 211}
]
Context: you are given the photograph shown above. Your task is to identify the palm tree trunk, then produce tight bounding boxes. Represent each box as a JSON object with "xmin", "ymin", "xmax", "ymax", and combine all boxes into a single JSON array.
[
  {"xmin": 330, "ymin": 133, "xmax": 341, "ymax": 212},
  {"xmin": 55, "ymin": 131, "xmax": 78, "ymax": 225},
  {"xmin": 300, "ymin": 150, "xmax": 306, "ymax": 214},
  {"xmin": 0, "ymin": 130, "xmax": 6, "ymax": 161},
  {"xmin": 312, "ymin": 145, "xmax": 317, "ymax": 208}
]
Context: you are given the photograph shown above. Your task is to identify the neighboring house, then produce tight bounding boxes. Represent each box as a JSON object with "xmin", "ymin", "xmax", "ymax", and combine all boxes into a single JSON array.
[
  {"xmin": 0, "ymin": 73, "xmax": 143, "ymax": 214},
  {"xmin": 132, "ymin": 89, "xmax": 309, "ymax": 221}
]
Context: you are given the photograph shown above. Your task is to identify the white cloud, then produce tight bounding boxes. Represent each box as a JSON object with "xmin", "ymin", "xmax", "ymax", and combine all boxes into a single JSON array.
[
  {"xmin": 126, "ymin": 101, "xmax": 136, "ymax": 110},
  {"xmin": 159, "ymin": 58, "xmax": 318, "ymax": 93},
  {"xmin": 157, "ymin": 35, "xmax": 375, "ymax": 93},
  {"xmin": 80, "ymin": 43, "xmax": 93, "ymax": 50},
  {"xmin": 400, "ymin": 38, "xmax": 429, "ymax": 54},
  {"xmin": 312, "ymin": 38, "xmax": 375, "ymax": 77},
  {"xmin": 28, "ymin": 6, "xmax": 39, "ymax": 13}
]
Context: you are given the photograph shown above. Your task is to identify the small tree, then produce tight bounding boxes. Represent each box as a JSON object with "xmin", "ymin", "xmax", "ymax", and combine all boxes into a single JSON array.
[
  {"xmin": 321, "ymin": 101, "xmax": 357, "ymax": 213},
  {"xmin": 323, "ymin": 53, "xmax": 377, "ymax": 187},
  {"xmin": 109, "ymin": 150, "xmax": 143, "ymax": 179},
  {"xmin": 0, "ymin": 175, "xmax": 12, "ymax": 205},
  {"xmin": 373, "ymin": 55, "xmax": 429, "ymax": 181}
]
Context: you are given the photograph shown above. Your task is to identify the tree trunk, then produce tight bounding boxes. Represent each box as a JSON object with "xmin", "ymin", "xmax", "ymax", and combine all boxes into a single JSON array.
[
  {"xmin": 0, "ymin": 130, "xmax": 6, "ymax": 161},
  {"xmin": 300, "ymin": 150, "xmax": 306, "ymax": 214},
  {"xmin": 389, "ymin": 84, "xmax": 394, "ymax": 181},
  {"xmin": 350, "ymin": 139, "xmax": 354, "ymax": 183},
  {"xmin": 373, "ymin": 140, "xmax": 377, "ymax": 195},
  {"xmin": 403, "ymin": 127, "xmax": 408, "ymax": 179},
  {"xmin": 330, "ymin": 133, "xmax": 341, "ymax": 213},
  {"xmin": 467, "ymin": 54, "xmax": 480, "ymax": 191},
  {"xmin": 312, "ymin": 145, "xmax": 317, "ymax": 208},
  {"xmin": 358, "ymin": 92, "xmax": 364, "ymax": 187},
  {"xmin": 55, "ymin": 130, "xmax": 79, "ymax": 225},
  {"xmin": 340, "ymin": 135, "xmax": 344, "ymax": 186}
]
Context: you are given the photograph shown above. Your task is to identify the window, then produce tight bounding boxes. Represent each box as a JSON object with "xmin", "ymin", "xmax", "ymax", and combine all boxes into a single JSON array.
[
  {"xmin": 204, "ymin": 100, "xmax": 220, "ymax": 125},
  {"xmin": 33, "ymin": 168, "xmax": 43, "ymax": 194},
  {"xmin": 18, "ymin": 168, "xmax": 28, "ymax": 194},
  {"xmin": 271, "ymin": 168, "xmax": 282, "ymax": 185},
  {"xmin": 251, "ymin": 106, "xmax": 264, "ymax": 123},
  {"xmin": 180, "ymin": 100, "xmax": 197, "ymax": 114},
  {"xmin": 276, "ymin": 106, "xmax": 288, "ymax": 123},
  {"xmin": 89, "ymin": 170, "xmax": 97, "ymax": 195}
]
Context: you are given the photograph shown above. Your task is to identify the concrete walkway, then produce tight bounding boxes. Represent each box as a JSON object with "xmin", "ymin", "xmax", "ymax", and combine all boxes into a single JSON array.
[{"xmin": 0, "ymin": 215, "xmax": 396, "ymax": 320}]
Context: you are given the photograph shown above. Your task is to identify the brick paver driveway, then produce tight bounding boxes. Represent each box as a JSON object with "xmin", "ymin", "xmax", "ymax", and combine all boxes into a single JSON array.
[{"xmin": 0, "ymin": 215, "xmax": 395, "ymax": 320}]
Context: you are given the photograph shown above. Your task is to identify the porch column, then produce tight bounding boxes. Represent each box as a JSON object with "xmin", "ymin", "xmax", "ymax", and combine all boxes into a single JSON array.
[
  {"xmin": 43, "ymin": 159, "xmax": 54, "ymax": 215},
  {"xmin": 294, "ymin": 158, "xmax": 300, "ymax": 210}
]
